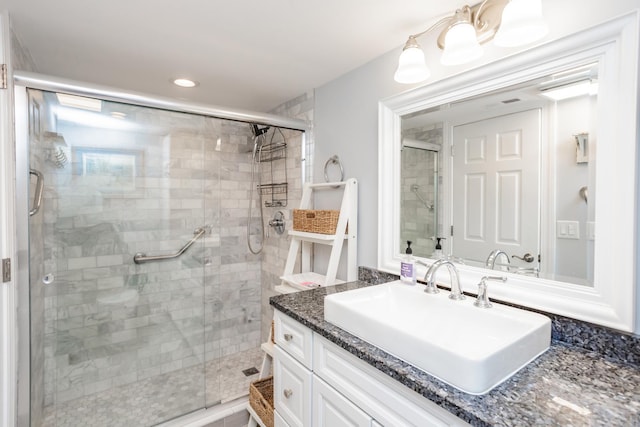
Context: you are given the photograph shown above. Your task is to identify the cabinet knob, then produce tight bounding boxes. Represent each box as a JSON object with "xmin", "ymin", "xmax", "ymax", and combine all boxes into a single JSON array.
[
  {"xmin": 283, "ymin": 389, "xmax": 293, "ymax": 399},
  {"xmin": 283, "ymin": 333, "xmax": 293, "ymax": 341}
]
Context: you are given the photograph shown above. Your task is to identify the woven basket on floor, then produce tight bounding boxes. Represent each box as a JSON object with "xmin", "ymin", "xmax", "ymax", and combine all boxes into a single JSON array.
[
  {"xmin": 249, "ymin": 376, "xmax": 274, "ymax": 427},
  {"xmin": 293, "ymin": 209, "xmax": 342, "ymax": 234}
]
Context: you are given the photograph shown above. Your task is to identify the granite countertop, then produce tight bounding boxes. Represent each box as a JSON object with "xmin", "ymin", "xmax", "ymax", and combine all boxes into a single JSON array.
[{"xmin": 270, "ymin": 281, "xmax": 640, "ymax": 427}]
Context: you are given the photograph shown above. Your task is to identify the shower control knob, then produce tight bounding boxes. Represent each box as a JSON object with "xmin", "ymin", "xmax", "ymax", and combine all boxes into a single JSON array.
[
  {"xmin": 268, "ymin": 211, "xmax": 286, "ymax": 235},
  {"xmin": 283, "ymin": 333, "xmax": 293, "ymax": 341},
  {"xmin": 283, "ymin": 389, "xmax": 293, "ymax": 399}
]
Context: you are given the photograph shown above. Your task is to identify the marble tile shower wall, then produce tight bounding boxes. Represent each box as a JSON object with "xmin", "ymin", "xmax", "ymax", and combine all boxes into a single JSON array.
[
  {"xmin": 39, "ymin": 107, "xmax": 261, "ymax": 406},
  {"xmin": 260, "ymin": 91, "xmax": 314, "ymax": 341}
]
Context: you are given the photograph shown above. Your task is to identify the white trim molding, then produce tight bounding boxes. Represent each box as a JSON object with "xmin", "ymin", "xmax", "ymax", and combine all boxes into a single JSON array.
[{"xmin": 379, "ymin": 12, "xmax": 639, "ymax": 332}]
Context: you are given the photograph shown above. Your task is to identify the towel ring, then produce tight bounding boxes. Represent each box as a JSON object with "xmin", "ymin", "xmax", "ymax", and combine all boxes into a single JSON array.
[{"xmin": 324, "ymin": 155, "xmax": 344, "ymax": 182}]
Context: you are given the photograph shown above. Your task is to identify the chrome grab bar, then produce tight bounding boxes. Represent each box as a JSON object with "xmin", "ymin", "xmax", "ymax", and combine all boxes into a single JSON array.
[
  {"xmin": 134, "ymin": 227, "xmax": 206, "ymax": 264},
  {"xmin": 29, "ymin": 169, "xmax": 44, "ymax": 217}
]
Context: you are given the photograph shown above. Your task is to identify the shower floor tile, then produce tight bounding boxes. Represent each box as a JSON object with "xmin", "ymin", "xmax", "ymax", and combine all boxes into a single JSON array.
[{"xmin": 42, "ymin": 347, "xmax": 263, "ymax": 427}]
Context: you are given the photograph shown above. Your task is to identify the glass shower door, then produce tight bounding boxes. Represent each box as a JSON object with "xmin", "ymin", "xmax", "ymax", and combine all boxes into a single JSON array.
[
  {"xmin": 400, "ymin": 144, "xmax": 440, "ymax": 258},
  {"xmin": 27, "ymin": 89, "xmax": 213, "ymax": 426}
]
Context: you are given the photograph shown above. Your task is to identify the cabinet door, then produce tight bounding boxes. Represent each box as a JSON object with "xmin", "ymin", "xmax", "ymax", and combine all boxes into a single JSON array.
[
  {"xmin": 275, "ymin": 410, "xmax": 291, "ymax": 427},
  {"xmin": 313, "ymin": 375, "xmax": 372, "ymax": 427},
  {"xmin": 274, "ymin": 345, "xmax": 312, "ymax": 427}
]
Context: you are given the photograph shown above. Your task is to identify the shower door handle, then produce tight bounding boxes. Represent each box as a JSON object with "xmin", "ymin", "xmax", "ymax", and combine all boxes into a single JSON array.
[
  {"xmin": 29, "ymin": 169, "xmax": 44, "ymax": 217},
  {"xmin": 133, "ymin": 227, "xmax": 206, "ymax": 264}
]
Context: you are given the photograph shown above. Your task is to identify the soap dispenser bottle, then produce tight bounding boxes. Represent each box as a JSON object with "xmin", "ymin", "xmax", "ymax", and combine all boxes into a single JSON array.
[
  {"xmin": 432, "ymin": 237, "xmax": 445, "ymax": 259},
  {"xmin": 400, "ymin": 241, "xmax": 416, "ymax": 285}
]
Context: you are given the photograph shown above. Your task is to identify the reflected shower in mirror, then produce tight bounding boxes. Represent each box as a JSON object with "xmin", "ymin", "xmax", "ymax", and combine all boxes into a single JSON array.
[
  {"xmin": 400, "ymin": 135, "xmax": 441, "ymax": 258},
  {"xmin": 400, "ymin": 63, "xmax": 598, "ymax": 286}
]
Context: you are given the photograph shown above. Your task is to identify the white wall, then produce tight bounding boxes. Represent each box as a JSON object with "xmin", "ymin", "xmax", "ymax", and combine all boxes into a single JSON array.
[{"xmin": 313, "ymin": 0, "xmax": 640, "ymax": 330}]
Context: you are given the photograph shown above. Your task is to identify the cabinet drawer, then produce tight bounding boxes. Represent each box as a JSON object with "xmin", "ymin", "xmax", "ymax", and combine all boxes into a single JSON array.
[
  {"xmin": 274, "ymin": 345, "xmax": 312, "ymax": 427},
  {"xmin": 313, "ymin": 375, "xmax": 372, "ymax": 427},
  {"xmin": 313, "ymin": 334, "xmax": 469, "ymax": 427},
  {"xmin": 274, "ymin": 310, "xmax": 313, "ymax": 369}
]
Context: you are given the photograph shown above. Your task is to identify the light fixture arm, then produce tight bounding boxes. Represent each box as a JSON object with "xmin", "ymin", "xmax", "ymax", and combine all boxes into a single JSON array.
[
  {"xmin": 405, "ymin": 16, "xmax": 455, "ymax": 44},
  {"xmin": 404, "ymin": 0, "xmax": 507, "ymax": 49}
]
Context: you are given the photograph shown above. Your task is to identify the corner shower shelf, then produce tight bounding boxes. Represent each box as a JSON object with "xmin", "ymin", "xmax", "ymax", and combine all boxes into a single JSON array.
[
  {"xmin": 257, "ymin": 141, "xmax": 286, "ymax": 163},
  {"xmin": 258, "ymin": 182, "xmax": 287, "ymax": 208},
  {"xmin": 256, "ymin": 129, "xmax": 288, "ymax": 207}
]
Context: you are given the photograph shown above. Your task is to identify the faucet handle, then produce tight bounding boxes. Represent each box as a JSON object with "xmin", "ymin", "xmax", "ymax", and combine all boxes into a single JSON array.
[{"xmin": 473, "ymin": 276, "xmax": 507, "ymax": 308}]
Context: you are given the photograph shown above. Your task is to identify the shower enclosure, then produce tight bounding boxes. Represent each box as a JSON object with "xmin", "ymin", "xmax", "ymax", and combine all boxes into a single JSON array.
[{"xmin": 15, "ymin": 76, "xmax": 306, "ymax": 426}]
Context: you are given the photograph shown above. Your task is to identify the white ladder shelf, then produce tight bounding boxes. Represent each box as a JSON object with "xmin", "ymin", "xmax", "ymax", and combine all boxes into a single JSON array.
[
  {"xmin": 277, "ymin": 178, "xmax": 358, "ymax": 293},
  {"xmin": 248, "ymin": 179, "xmax": 358, "ymax": 426}
]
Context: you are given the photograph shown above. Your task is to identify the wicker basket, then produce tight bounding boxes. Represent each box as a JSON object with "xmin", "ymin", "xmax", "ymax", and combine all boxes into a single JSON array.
[
  {"xmin": 249, "ymin": 376, "xmax": 274, "ymax": 427},
  {"xmin": 293, "ymin": 209, "xmax": 342, "ymax": 234}
]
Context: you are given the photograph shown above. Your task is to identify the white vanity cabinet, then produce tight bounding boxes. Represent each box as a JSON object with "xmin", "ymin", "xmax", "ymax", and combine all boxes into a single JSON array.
[{"xmin": 273, "ymin": 310, "xmax": 470, "ymax": 427}]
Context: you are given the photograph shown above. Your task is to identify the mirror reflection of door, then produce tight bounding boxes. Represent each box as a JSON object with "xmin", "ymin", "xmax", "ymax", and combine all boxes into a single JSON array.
[
  {"xmin": 400, "ymin": 138, "xmax": 440, "ymax": 259},
  {"xmin": 451, "ymin": 109, "xmax": 541, "ymax": 272}
]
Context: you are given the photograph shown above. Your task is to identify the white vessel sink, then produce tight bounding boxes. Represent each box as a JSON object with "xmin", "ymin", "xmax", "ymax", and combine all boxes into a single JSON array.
[{"xmin": 324, "ymin": 280, "xmax": 551, "ymax": 395}]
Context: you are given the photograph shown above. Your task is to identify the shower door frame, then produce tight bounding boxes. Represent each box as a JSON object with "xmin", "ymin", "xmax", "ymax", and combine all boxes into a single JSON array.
[
  {"xmin": 0, "ymin": 12, "xmax": 19, "ymax": 427},
  {"xmin": 11, "ymin": 72, "xmax": 308, "ymax": 426}
]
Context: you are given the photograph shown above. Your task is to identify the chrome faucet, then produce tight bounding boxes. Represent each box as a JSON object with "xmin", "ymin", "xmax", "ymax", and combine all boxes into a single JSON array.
[
  {"xmin": 486, "ymin": 249, "xmax": 510, "ymax": 270},
  {"xmin": 474, "ymin": 276, "xmax": 507, "ymax": 308},
  {"xmin": 424, "ymin": 259, "xmax": 464, "ymax": 300}
]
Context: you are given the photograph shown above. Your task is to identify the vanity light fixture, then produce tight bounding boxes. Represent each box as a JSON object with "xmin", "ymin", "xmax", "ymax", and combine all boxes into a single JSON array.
[{"xmin": 394, "ymin": 0, "xmax": 548, "ymax": 84}]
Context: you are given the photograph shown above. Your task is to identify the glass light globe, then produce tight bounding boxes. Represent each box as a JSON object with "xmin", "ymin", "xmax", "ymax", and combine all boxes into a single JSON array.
[
  {"xmin": 494, "ymin": 0, "xmax": 548, "ymax": 47},
  {"xmin": 441, "ymin": 21, "xmax": 484, "ymax": 66},
  {"xmin": 394, "ymin": 46, "xmax": 430, "ymax": 84}
]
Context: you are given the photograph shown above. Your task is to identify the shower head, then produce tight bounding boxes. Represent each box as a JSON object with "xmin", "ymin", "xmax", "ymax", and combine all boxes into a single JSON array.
[{"xmin": 251, "ymin": 124, "xmax": 270, "ymax": 137}]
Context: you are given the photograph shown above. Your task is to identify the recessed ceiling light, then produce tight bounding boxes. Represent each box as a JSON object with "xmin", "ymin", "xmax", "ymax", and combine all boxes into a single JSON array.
[
  {"xmin": 539, "ymin": 80, "xmax": 597, "ymax": 101},
  {"xmin": 110, "ymin": 111, "xmax": 127, "ymax": 119},
  {"xmin": 56, "ymin": 93, "xmax": 102, "ymax": 112},
  {"xmin": 173, "ymin": 78, "xmax": 199, "ymax": 88}
]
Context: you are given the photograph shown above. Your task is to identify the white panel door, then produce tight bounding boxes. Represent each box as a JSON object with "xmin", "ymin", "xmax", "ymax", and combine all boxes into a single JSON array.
[{"xmin": 452, "ymin": 109, "xmax": 541, "ymax": 267}]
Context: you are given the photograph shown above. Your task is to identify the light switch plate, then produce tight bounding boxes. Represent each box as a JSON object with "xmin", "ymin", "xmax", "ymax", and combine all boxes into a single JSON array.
[
  {"xmin": 557, "ymin": 220, "xmax": 580, "ymax": 239},
  {"xmin": 556, "ymin": 221, "xmax": 580, "ymax": 239}
]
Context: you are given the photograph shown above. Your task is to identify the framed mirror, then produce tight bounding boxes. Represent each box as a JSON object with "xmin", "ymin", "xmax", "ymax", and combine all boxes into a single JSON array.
[
  {"xmin": 379, "ymin": 13, "xmax": 638, "ymax": 332},
  {"xmin": 400, "ymin": 62, "xmax": 598, "ymax": 286}
]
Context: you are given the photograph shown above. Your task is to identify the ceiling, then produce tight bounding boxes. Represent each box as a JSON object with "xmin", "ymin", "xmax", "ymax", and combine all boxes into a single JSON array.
[{"xmin": 1, "ymin": 0, "xmax": 458, "ymax": 112}]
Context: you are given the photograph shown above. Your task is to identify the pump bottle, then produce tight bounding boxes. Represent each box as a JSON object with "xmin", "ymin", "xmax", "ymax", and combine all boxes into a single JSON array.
[
  {"xmin": 432, "ymin": 237, "xmax": 445, "ymax": 259},
  {"xmin": 400, "ymin": 241, "xmax": 416, "ymax": 285}
]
